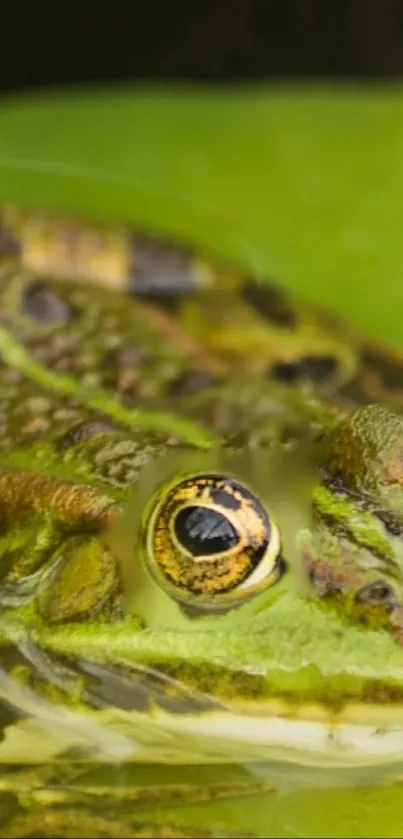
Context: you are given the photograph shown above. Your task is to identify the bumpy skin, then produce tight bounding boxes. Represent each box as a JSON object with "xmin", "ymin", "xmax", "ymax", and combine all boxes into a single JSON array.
[{"xmin": 1, "ymin": 206, "xmax": 403, "ymax": 836}]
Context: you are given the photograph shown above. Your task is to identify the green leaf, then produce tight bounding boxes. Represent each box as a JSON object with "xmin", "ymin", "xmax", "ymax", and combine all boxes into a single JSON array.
[{"xmin": 0, "ymin": 84, "xmax": 401, "ymax": 345}]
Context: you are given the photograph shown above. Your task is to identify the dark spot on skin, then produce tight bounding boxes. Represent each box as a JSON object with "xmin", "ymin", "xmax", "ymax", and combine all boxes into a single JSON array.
[
  {"xmin": 270, "ymin": 360, "xmax": 301, "ymax": 383},
  {"xmin": 174, "ymin": 506, "xmax": 239, "ymax": 556},
  {"xmin": 356, "ymin": 580, "xmax": 396, "ymax": 608},
  {"xmin": 242, "ymin": 280, "xmax": 296, "ymax": 328},
  {"xmin": 21, "ymin": 280, "xmax": 77, "ymax": 324},
  {"xmin": 168, "ymin": 369, "xmax": 217, "ymax": 397},
  {"xmin": 137, "ymin": 293, "xmax": 184, "ymax": 314},
  {"xmin": 129, "ymin": 233, "xmax": 194, "ymax": 296},
  {"xmin": 72, "ymin": 657, "xmax": 219, "ymax": 714},
  {"xmin": 80, "ymin": 661, "xmax": 151, "ymax": 712},
  {"xmin": 270, "ymin": 355, "xmax": 338, "ymax": 384},
  {"xmin": 323, "ymin": 475, "xmax": 403, "ymax": 539},
  {"xmin": 300, "ymin": 355, "xmax": 338, "ymax": 381},
  {"xmin": 57, "ymin": 419, "xmax": 118, "ymax": 449},
  {"xmin": 375, "ymin": 511, "xmax": 403, "ymax": 538},
  {"xmin": 210, "ymin": 488, "xmax": 240, "ymax": 510}
]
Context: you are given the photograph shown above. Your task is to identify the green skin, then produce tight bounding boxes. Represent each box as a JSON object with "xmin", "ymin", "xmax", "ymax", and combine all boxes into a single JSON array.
[{"xmin": 1, "ymin": 207, "xmax": 403, "ymax": 836}]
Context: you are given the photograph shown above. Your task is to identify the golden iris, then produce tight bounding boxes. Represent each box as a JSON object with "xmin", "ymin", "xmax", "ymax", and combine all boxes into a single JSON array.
[{"xmin": 142, "ymin": 472, "xmax": 284, "ymax": 611}]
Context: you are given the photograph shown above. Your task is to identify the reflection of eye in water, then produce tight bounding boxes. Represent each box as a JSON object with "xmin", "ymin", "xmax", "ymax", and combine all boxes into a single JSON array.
[{"xmin": 105, "ymin": 443, "xmax": 317, "ymax": 631}]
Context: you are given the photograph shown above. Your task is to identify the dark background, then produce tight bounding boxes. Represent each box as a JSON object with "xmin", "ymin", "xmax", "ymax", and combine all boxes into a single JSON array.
[{"xmin": 3, "ymin": 0, "xmax": 403, "ymax": 93}]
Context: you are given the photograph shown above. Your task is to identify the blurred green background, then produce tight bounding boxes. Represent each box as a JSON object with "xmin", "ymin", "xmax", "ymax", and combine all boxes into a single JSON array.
[{"xmin": 1, "ymin": 84, "xmax": 403, "ymax": 348}]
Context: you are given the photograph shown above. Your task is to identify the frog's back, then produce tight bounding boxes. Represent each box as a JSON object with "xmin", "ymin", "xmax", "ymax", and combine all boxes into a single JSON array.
[{"xmin": 1, "ymin": 202, "xmax": 403, "ymax": 436}]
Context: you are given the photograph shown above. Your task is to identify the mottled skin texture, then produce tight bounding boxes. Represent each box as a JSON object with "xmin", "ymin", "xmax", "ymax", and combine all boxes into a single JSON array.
[{"xmin": 2, "ymin": 206, "xmax": 403, "ymax": 835}]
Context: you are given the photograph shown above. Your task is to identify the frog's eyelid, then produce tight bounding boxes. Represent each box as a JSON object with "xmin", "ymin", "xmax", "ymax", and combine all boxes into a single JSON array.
[{"xmin": 237, "ymin": 522, "xmax": 281, "ymax": 591}]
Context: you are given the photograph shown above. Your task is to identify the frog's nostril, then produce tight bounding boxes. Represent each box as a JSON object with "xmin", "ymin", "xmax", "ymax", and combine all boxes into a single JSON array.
[{"xmin": 355, "ymin": 581, "xmax": 396, "ymax": 608}]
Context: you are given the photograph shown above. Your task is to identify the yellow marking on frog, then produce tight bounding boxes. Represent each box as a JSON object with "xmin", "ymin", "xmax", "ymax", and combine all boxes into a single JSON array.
[{"xmin": 3, "ymin": 206, "xmax": 132, "ymax": 290}]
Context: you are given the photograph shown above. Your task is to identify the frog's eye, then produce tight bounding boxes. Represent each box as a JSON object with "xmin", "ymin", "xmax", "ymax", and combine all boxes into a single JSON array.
[{"xmin": 141, "ymin": 472, "xmax": 284, "ymax": 612}]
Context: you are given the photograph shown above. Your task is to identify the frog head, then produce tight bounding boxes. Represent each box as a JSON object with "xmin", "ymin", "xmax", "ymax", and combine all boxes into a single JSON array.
[{"xmin": 3, "ymin": 403, "xmax": 403, "ymax": 774}]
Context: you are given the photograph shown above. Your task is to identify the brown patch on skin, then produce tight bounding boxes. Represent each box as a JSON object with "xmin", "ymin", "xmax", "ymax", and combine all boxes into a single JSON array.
[
  {"xmin": 0, "ymin": 469, "xmax": 117, "ymax": 528},
  {"xmin": 30, "ymin": 336, "xmax": 77, "ymax": 370},
  {"xmin": 302, "ymin": 528, "xmax": 366, "ymax": 601},
  {"xmin": 305, "ymin": 550, "xmax": 358, "ymax": 603},
  {"xmin": 20, "ymin": 415, "xmax": 51, "ymax": 436}
]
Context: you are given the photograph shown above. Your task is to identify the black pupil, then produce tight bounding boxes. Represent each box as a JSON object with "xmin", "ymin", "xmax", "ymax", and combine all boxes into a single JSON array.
[{"xmin": 174, "ymin": 506, "xmax": 239, "ymax": 556}]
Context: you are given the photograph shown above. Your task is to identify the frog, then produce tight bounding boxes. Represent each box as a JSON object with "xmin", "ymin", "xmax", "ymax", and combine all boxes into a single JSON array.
[{"xmin": 0, "ymin": 204, "xmax": 403, "ymax": 837}]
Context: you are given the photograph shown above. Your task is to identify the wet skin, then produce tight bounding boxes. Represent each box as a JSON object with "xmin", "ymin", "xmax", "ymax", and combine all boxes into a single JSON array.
[{"xmin": 0, "ymin": 205, "xmax": 402, "ymax": 835}]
